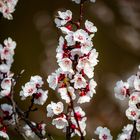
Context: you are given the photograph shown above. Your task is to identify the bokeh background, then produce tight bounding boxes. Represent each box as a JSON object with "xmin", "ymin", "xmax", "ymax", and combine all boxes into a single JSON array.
[{"xmin": 0, "ymin": 0, "xmax": 140, "ymax": 139}]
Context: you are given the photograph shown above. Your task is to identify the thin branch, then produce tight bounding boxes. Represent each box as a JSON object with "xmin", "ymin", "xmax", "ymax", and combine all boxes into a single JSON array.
[
  {"xmin": 130, "ymin": 121, "xmax": 137, "ymax": 140},
  {"xmin": 25, "ymin": 96, "xmax": 35, "ymax": 118},
  {"xmin": 66, "ymin": 104, "xmax": 72, "ymax": 140},
  {"xmin": 67, "ymin": 91, "xmax": 85, "ymax": 140}
]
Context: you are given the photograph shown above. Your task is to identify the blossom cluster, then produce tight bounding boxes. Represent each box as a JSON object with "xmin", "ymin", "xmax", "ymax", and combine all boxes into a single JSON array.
[
  {"xmin": 23, "ymin": 122, "xmax": 46, "ymax": 138},
  {"xmin": 0, "ymin": 37, "xmax": 16, "ymax": 99},
  {"xmin": 46, "ymin": 102, "xmax": 87, "ymax": 136},
  {"xmin": 47, "ymin": 1, "xmax": 98, "ymax": 137},
  {"xmin": 0, "ymin": 103, "xmax": 18, "ymax": 139},
  {"xmin": 0, "ymin": 118, "xmax": 9, "ymax": 140},
  {"xmin": 114, "ymin": 66, "xmax": 140, "ymax": 132},
  {"xmin": 0, "ymin": 37, "xmax": 48, "ymax": 139},
  {"xmin": 20, "ymin": 75, "xmax": 48, "ymax": 105},
  {"xmin": 0, "ymin": 0, "xmax": 18, "ymax": 20}
]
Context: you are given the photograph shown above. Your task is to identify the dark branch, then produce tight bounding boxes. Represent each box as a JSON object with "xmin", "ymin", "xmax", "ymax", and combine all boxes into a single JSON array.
[{"xmin": 130, "ymin": 121, "xmax": 137, "ymax": 140}]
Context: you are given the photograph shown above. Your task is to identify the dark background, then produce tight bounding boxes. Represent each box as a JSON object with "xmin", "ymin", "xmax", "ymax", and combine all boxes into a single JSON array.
[{"xmin": 0, "ymin": 0, "xmax": 140, "ymax": 139}]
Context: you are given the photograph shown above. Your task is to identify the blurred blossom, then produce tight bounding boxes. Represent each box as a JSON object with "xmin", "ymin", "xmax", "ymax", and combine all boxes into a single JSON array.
[
  {"xmin": 116, "ymin": 26, "xmax": 140, "ymax": 50},
  {"xmin": 34, "ymin": 11, "xmax": 58, "ymax": 74},
  {"xmin": 89, "ymin": 1, "xmax": 115, "ymax": 25},
  {"xmin": 118, "ymin": 0, "xmax": 140, "ymax": 29}
]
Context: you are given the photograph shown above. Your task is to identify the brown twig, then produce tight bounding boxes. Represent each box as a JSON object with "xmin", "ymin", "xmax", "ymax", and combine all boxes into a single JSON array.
[
  {"xmin": 130, "ymin": 121, "xmax": 137, "ymax": 140},
  {"xmin": 25, "ymin": 96, "xmax": 35, "ymax": 118},
  {"xmin": 66, "ymin": 104, "xmax": 72, "ymax": 140},
  {"xmin": 67, "ymin": 91, "xmax": 85, "ymax": 140},
  {"xmin": 7, "ymin": 71, "xmax": 54, "ymax": 140}
]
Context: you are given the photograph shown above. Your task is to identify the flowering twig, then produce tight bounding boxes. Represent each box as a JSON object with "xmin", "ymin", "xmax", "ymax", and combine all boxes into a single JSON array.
[{"xmin": 68, "ymin": 91, "xmax": 85, "ymax": 140}]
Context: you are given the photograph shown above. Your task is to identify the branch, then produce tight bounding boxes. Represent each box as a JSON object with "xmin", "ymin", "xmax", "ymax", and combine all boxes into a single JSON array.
[
  {"xmin": 67, "ymin": 91, "xmax": 85, "ymax": 140},
  {"xmin": 25, "ymin": 96, "xmax": 35, "ymax": 118},
  {"xmin": 130, "ymin": 121, "xmax": 137, "ymax": 140}
]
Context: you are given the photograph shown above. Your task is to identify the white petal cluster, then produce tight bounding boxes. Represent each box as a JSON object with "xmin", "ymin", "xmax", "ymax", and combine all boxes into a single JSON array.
[
  {"xmin": 46, "ymin": 102, "xmax": 68, "ymax": 130},
  {"xmin": 0, "ymin": 38, "xmax": 16, "ymax": 74},
  {"xmin": 20, "ymin": 75, "xmax": 48, "ymax": 105},
  {"xmin": 52, "ymin": 115, "xmax": 68, "ymax": 129},
  {"xmin": 71, "ymin": 73, "xmax": 87, "ymax": 89},
  {"xmin": 0, "ymin": 131, "xmax": 9, "ymax": 140},
  {"xmin": 23, "ymin": 122, "xmax": 46, "ymax": 138},
  {"xmin": 1, "ymin": 104, "xmax": 17, "ymax": 125},
  {"xmin": 46, "ymin": 101, "xmax": 64, "ymax": 117},
  {"xmin": 114, "ymin": 81, "xmax": 129, "ymax": 100},
  {"xmin": 55, "ymin": 10, "xmax": 72, "ymax": 27},
  {"xmin": 117, "ymin": 124, "xmax": 133, "ymax": 140},
  {"xmin": 0, "ymin": 38, "xmax": 16, "ymax": 99},
  {"xmin": 115, "ymin": 66, "xmax": 140, "ymax": 131},
  {"xmin": 0, "ymin": 0, "xmax": 18, "ymax": 20},
  {"xmin": 95, "ymin": 126, "xmax": 113, "ymax": 140}
]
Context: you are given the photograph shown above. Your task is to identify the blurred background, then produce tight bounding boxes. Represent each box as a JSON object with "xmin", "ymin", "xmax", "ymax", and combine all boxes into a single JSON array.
[{"xmin": 0, "ymin": 0, "xmax": 140, "ymax": 139}]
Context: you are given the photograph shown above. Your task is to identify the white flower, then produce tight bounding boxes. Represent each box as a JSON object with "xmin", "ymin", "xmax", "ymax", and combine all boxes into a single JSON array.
[
  {"xmin": 30, "ymin": 75, "xmax": 44, "ymax": 88},
  {"xmin": 20, "ymin": 82, "xmax": 37, "ymax": 100},
  {"xmin": 126, "ymin": 106, "xmax": 140, "ymax": 121},
  {"xmin": 95, "ymin": 126, "xmax": 113, "ymax": 140},
  {"xmin": 73, "ymin": 29, "xmax": 89, "ymax": 44},
  {"xmin": 78, "ymin": 79, "xmax": 97, "ymax": 104},
  {"xmin": 4, "ymin": 37, "xmax": 16, "ymax": 50},
  {"xmin": 129, "ymin": 92, "xmax": 140, "ymax": 106},
  {"xmin": 58, "ymin": 58, "xmax": 73, "ymax": 73},
  {"xmin": 58, "ymin": 86, "xmax": 76, "ymax": 103},
  {"xmin": 0, "ymin": 104, "xmax": 17, "ymax": 125},
  {"xmin": 23, "ymin": 122, "xmax": 46, "ymax": 138},
  {"xmin": 134, "ymin": 76, "xmax": 140, "ymax": 91},
  {"xmin": 117, "ymin": 124, "xmax": 133, "ymax": 140},
  {"xmin": 46, "ymin": 102, "xmax": 64, "ymax": 117},
  {"xmin": 1, "ymin": 104, "xmax": 13, "ymax": 116},
  {"xmin": 77, "ymin": 56, "xmax": 94, "ymax": 78},
  {"xmin": 1, "ymin": 47, "xmax": 14, "ymax": 61},
  {"xmin": 47, "ymin": 72, "xmax": 58, "ymax": 90},
  {"xmin": 114, "ymin": 80, "xmax": 129, "ymax": 100},
  {"xmin": 1, "ymin": 78, "xmax": 12, "ymax": 91},
  {"xmin": 0, "ymin": 131, "xmax": 9, "ymax": 140},
  {"xmin": 71, "ymin": 73, "xmax": 87, "ymax": 89},
  {"xmin": 23, "ymin": 123, "xmax": 36, "ymax": 138},
  {"xmin": 56, "ymin": 36, "xmax": 65, "ymax": 53},
  {"xmin": 88, "ymin": 49, "xmax": 99, "ymax": 67},
  {"xmin": 0, "ymin": 64, "xmax": 10, "ymax": 73},
  {"xmin": 55, "ymin": 10, "xmax": 72, "ymax": 27},
  {"xmin": 85, "ymin": 20, "xmax": 97, "ymax": 33},
  {"xmin": 0, "ymin": 89, "xmax": 10, "ymax": 98},
  {"xmin": 80, "ymin": 40, "xmax": 93, "ymax": 54},
  {"xmin": 136, "ymin": 119, "xmax": 140, "ymax": 132},
  {"xmin": 34, "ymin": 89, "xmax": 48, "ymax": 105},
  {"xmin": 127, "ymin": 75, "xmax": 136, "ymax": 89},
  {"xmin": 52, "ymin": 115, "xmax": 68, "ymax": 129},
  {"xmin": 0, "ymin": 0, "xmax": 18, "ymax": 20},
  {"xmin": 65, "ymin": 32, "xmax": 75, "ymax": 46},
  {"xmin": 0, "ymin": 77, "xmax": 13, "ymax": 98}
]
